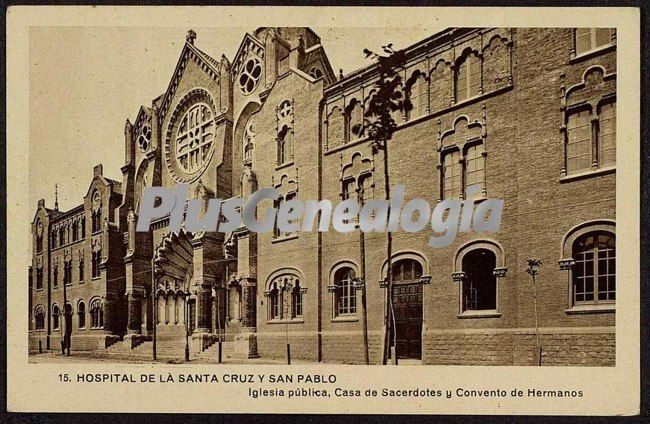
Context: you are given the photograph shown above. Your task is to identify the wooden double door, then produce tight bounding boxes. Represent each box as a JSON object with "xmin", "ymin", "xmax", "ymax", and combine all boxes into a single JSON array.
[{"xmin": 392, "ymin": 283, "xmax": 423, "ymax": 359}]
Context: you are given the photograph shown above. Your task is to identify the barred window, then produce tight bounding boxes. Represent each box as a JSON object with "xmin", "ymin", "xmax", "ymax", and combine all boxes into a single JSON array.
[
  {"xmin": 572, "ymin": 232, "xmax": 615, "ymax": 304},
  {"xmin": 461, "ymin": 249, "xmax": 497, "ymax": 312},
  {"xmin": 575, "ymin": 28, "xmax": 613, "ymax": 55},
  {"xmin": 334, "ymin": 267, "xmax": 357, "ymax": 316}
]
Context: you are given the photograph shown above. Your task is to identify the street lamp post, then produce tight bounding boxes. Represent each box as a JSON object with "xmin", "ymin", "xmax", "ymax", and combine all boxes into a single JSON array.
[{"xmin": 282, "ymin": 280, "xmax": 293, "ymax": 365}]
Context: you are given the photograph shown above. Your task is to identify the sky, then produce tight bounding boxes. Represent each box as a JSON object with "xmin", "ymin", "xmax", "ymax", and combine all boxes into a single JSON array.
[{"xmin": 29, "ymin": 26, "xmax": 442, "ymax": 211}]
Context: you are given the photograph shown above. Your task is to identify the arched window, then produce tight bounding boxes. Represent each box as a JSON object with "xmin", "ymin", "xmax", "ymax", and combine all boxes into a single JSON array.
[
  {"xmin": 79, "ymin": 256, "xmax": 84, "ymax": 282},
  {"xmin": 243, "ymin": 117, "xmax": 255, "ymax": 163},
  {"xmin": 392, "ymin": 259, "xmax": 423, "ymax": 283},
  {"xmin": 53, "ymin": 264, "xmax": 58, "ymax": 288},
  {"xmin": 327, "ymin": 107, "xmax": 345, "ymax": 149},
  {"xmin": 455, "ymin": 51, "xmax": 481, "ymax": 102},
  {"xmin": 90, "ymin": 298, "xmax": 103, "ymax": 328},
  {"xmin": 268, "ymin": 281, "xmax": 281, "ymax": 320},
  {"xmin": 346, "ymin": 99, "xmax": 363, "ymax": 142},
  {"xmin": 334, "ymin": 267, "xmax": 357, "ymax": 317},
  {"xmin": 36, "ymin": 220, "xmax": 43, "ymax": 253},
  {"xmin": 464, "ymin": 142, "xmax": 485, "ymax": 198},
  {"xmin": 91, "ymin": 250, "xmax": 101, "ymax": 278},
  {"xmin": 277, "ymin": 125, "xmax": 293, "ymax": 165},
  {"xmin": 408, "ymin": 73, "xmax": 428, "ymax": 120},
  {"xmin": 309, "ymin": 67, "xmax": 324, "ymax": 79},
  {"xmin": 575, "ymin": 28, "xmax": 613, "ymax": 55},
  {"xmin": 59, "ymin": 227, "xmax": 65, "ymax": 246},
  {"xmin": 291, "ymin": 280, "xmax": 303, "ymax": 318},
  {"xmin": 461, "ymin": 249, "xmax": 497, "ymax": 311},
  {"xmin": 35, "ymin": 306, "xmax": 45, "ymax": 331},
  {"xmin": 572, "ymin": 232, "xmax": 615, "ymax": 304},
  {"xmin": 80, "ymin": 216, "xmax": 86, "ymax": 239},
  {"xmin": 36, "ymin": 267, "xmax": 43, "ymax": 290},
  {"xmin": 77, "ymin": 301, "xmax": 86, "ymax": 329},
  {"xmin": 52, "ymin": 304, "xmax": 60, "ymax": 330},
  {"xmin": 51, "ymin": 230, "xmax": 57, "ymax": 249}
]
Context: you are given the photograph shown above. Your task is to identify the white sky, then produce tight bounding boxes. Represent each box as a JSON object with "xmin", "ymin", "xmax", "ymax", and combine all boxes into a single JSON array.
[{"xmin": 29, "ymin": 26, "xmax": 441, "ymax": 211}]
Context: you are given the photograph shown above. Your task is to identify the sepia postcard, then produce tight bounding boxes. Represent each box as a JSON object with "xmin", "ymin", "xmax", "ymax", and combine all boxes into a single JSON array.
[{"xmin": 5, "ymin": 5, "xmax": 641, "ymax": 415}]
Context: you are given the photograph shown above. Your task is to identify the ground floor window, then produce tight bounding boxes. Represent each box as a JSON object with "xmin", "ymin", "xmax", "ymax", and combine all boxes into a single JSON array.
[
  {"xmin": 462, "ymin": 249, "xmax": 497, "ymax": 311},
  {"xmin": 572, "ymin": 231, "xmax": 615, "ymax": 304},
  {"xmin": 35, "ymin": 306, "xmax": 45, "ymax": 330},
  {"xmin": 90, "ymin": 298, "xmax": 103, "ymax": 328}
]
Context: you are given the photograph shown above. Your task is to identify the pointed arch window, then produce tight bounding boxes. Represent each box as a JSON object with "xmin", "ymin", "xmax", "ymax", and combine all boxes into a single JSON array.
[
  {"xmin": 90, "ymin": 298, "xmax": 103, "ymax": 328},
  {"xmin": 52, "ymin": 304, "xmax": 60, "ymax": 330},
  {"xmin": 77, "ymin": 301, "xmax": 86, "ymax": 329},
  {"xmin": 408, "ymin": 73, "xmax": 429, "ymax": 120},
  {"xmin": 243, "ymin": 117, "xmax": 255, "ymax": 163},
  {"xmin": 455, "ymin": 52, "xmax": 481, "ymax": 102},
  {"xmin": 277, "ymin": 125, "xmax": 293, "ymax": 166}
]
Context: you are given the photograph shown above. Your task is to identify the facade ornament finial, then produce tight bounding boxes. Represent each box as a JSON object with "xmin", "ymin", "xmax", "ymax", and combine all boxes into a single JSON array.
[
  {"xmin": 54, "ymin": 184, "xmax": 59, "ymax": 211},
  {"xmin": 186, "ymin": 29, "xmax": 197, "ymax": 45}
]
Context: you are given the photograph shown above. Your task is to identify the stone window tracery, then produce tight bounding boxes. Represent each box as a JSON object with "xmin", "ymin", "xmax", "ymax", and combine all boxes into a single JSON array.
[
  {"xmin": 265, "ymin": 273, "xmax": 303, "ymax": 321},
  {"xmin": 239, "ymin": 57, "xmax": 262, "ymax": 95},
  {"xmin": 138, "ymin": 124, "xmax": 152, "ymax": 152},
  {"xmin": 175, "ymin": 102, "xmax": 215, "ymax": 173},
  {"xmin": 90, "ymin": 298, "xmax": 103, "ymax": 328}
]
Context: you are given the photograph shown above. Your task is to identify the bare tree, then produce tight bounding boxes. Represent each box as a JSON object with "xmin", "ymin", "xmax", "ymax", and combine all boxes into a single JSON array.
[{"xmin": 353, "ymin": 45, "xmax": 411, "ymax": 364}]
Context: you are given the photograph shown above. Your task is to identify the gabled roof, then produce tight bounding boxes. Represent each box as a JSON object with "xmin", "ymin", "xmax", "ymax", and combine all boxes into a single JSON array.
[
  {"xmin": 231, "ymin": 33, "xmax": 265, "ymax": 78},
  {"xmin": 158, "ymin": 40, "xmax": 222, "ymax": 124}
]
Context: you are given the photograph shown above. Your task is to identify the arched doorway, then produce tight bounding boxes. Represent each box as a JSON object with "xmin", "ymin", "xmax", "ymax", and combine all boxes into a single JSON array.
[
  {"xmin": 391, "ymin": 259, "xmax": 424, "ymax": 359},
  {"xmin": 153, "ymin": 229, "xmax": 196, "ymax": 340}
]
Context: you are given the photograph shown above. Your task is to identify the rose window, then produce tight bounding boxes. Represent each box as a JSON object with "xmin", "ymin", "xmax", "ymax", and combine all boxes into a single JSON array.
[
  {"xmin": 175, "ymin": 102, "xmax": 215, "ymax": 173},
  {"xmin": 238, "ymin": 58, "xmax": 262, "ymax": 95},
  {"xmin": 138, "ymin": 125, "xmax": 152, "ymax": 152}
]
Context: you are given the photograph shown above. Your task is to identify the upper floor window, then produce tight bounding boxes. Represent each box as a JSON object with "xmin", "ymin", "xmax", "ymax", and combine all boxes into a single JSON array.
[
  {"xmin": 442, "ymin": 149, "xmax": 462, "ymax": 199},
  {"xmin": 72, "ymin": 222, "xmax": 78, "ymax": 242},
  {"xmin": 572, "ymin": 232, "xmax": 615, "ymax": 305},
  {"xmin": 53, "ymin": 264, "xmax": 58, "ymax": 288},
  {"xmin": 243, "ymin": 117, "xmax": 255, "ymax": 163},
  {"xmin": 80, "ymin": 217, "xmax": 86, "ymax": 238},
  {"xmin": 51, "ymin": 231, "xmax": 57, "ymax": 248},
  {"xmin": 36, "ymin": 221, "xmax": 43, "ymax": 253},
  {"xmin": 36, "ymin": 268, "xmax": 43, "ymax": 290},
  {"xmin": 408, "ymin": 73, "xmax": 429, "ymax": 120},
  {"xmin": 565, "ymin": 100, "xmax": 616, "ymax": 174},
  {"xmin": 79, "ymin": 256, "xmax": 85, "ymax": 282},
  {"xmin": 334, "ymin": 267, "xmax": 357, "ymax": 317},
  {"xmin": 575, "ymin": 28, "xmax": 614, "ymax": 56},
  {"xmin": 464, "ymin": 142, "xmax": 485, "ymax": 198},
  {"xmin": 455, "ymin": 52, "xmax": 481, "ymax": 102},
  {"xmin": 91, "ymin": 250, "xmax": 101, "ymax": 278},
  {"xmin": 59, "ymin": 227, "xmax": 65, "ymax": 246},
  {"xmin": 277, "ymin": 125, "xmax": 293, "ymax": 166}
]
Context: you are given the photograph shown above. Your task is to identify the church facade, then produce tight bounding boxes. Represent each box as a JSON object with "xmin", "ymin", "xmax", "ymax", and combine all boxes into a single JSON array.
[{"xmin": 29, "ymin": 27, "xmax": 617, "ymax": 365}]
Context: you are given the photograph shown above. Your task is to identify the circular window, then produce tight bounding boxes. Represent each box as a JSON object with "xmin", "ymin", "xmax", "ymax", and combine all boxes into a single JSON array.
[
  {"xmin": 138, "ymin": 125, "xmax": 152, "ymax": 152},
  {"xmin": 238, "ymin": 58, "xmax": 262, "ymax": 95},
  {"xmin": 278, "ymin": 100, "xmax": 293, "ymax": 119},
  {"xmin": 175, "ymin": 102, "xmax": 215, "ymax": 174},
  {"xmin": 309, "ymin": 67, "xmax": 323, "ymax": 79}
]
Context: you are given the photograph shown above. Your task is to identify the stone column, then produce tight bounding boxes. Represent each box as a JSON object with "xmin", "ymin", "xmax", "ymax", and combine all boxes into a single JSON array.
[
  {"xmin": 240, "ymin": 277, "xmax": 257, "ymax": 331},
  {"xmin": 195, "ymin": 285, "xmax": 212, "ymax": 333},
  {"xmin": 127, "ymin": 294, "xmax": 142, "ymax": 334}
]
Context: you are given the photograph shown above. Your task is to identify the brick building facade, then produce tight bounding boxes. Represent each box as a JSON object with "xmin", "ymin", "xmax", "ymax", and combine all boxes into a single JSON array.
[{"xmin": 29, "ymin": 27, "xmax": 616, "ymax": 365}]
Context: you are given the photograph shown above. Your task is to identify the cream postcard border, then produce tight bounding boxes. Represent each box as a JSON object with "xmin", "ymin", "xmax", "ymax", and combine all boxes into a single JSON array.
[{"xmin": 6, "ymin": 6, "xmax": 640, "ymax": 415}]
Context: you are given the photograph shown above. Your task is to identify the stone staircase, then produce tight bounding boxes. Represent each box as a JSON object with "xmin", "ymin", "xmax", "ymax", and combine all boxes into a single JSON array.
[{"xmin": 194, "ymin": 340, "xmax": 236, "ymax": 362}]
